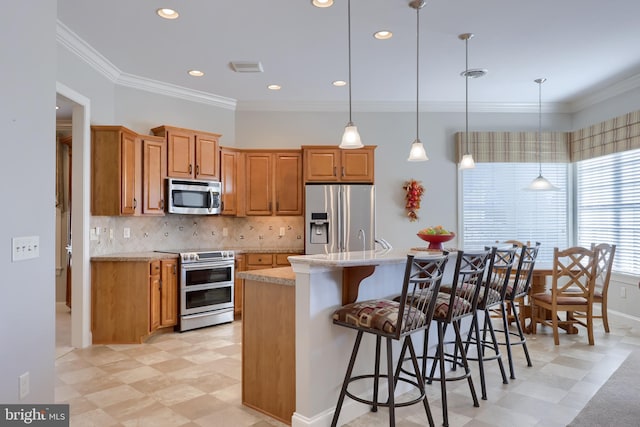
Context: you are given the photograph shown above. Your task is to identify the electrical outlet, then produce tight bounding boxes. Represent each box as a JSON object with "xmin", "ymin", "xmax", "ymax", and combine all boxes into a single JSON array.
[
  {"xmin": 90, "ymin": 228, "xmax": 98, "ymax": 241},
  {"xmin": 279, "ymin": 227, "xmax": 285, "ymax": 236},
  {"xmin": 123, "ymin": 227, "xmax": 130, "ymax": 239},
  {"xmin": 620, "ymin": 287, "xmax": 627, "ymax": 299},
  {"xmin": 109, "ymin": 229, "xmax": 114, "ymax": 240},
  {"xmin": 19, "ymin": 372, "xmax": 29, "ymax": 399},
  {"xmin": 12, "ymin": 236, "xmax": 40, "ymax": 261}
]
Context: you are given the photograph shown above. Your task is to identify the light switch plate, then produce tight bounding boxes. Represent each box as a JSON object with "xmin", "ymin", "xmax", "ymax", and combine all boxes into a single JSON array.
[{"xmin": 12, "ymin": 236, "xmax": 40, "ymax": 261}]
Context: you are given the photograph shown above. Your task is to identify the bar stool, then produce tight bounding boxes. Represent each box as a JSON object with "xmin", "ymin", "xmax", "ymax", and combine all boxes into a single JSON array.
[
  {"xmin": 331, "ymin": 252, "xmax": 449, "ymax": 427},
  {"xmin": 422, "ymin": 249, "xmax": 492, "ymax": 427},
  {"xmin": 462, "ymin": 245, "xmax": 517, "ymax": 400},
  {"xmin": 495, "ymin": 242, "xmax": 540, "ymax": 379}
]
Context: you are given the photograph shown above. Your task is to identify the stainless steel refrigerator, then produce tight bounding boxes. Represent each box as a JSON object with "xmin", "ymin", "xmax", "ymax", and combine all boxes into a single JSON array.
[{"xmin": 305, "ymin": 184, "xmax": 376, "ymax": 255}]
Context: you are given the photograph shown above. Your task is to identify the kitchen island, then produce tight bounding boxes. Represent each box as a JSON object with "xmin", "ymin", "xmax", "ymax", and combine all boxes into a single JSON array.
[{"xmin": 240, "ymin": 248, "xmax": 440, "ymax": 427}]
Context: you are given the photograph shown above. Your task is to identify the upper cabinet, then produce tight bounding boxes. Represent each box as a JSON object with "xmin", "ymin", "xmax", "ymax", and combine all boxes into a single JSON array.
[
  {"xmin": 220, "ymin": 147, "xmax": 245, "ymax": 216},
  {"xmin": 302, "ymin": 145, "xmax": 375, "ymax": 183},
  {"xmin": 91, "ymin": 126, "xmax": 166, "ymax": 216},
  {"xmin": 245, "ymin": 150, "xmax": 303, "ymax": 216},
  {"xmin": 151, "ymin": 125, "xmax": 221, "ymax": 180},
  {"xmin": 141, "ymin": 135, "xmax": 167, "ymax": 215}
]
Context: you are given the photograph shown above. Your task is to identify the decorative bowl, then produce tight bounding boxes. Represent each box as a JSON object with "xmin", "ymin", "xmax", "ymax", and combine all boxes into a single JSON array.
[{"xmin": 416, "ymin": 232, "xmax": 455, "ymax": 250}]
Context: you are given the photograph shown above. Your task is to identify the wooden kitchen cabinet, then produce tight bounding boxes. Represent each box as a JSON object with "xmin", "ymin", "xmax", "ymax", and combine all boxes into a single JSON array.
[
  {"xmin": 234, "ymin": 254, "xmax": 245, "ymax": 316},
  {"xmin": 151, "ymin": 125, "xmax": 221, "ymax": 180},
  {"xmin": 91, "ymin": 257, "xmax": 178, "ymax": 344},
  {"xmin": 160, "ymin": 259, "xmax": 178, "ymax": 327},
  {"xmin": 91, "ymin": 126, "xmax": 140, "ymax": 215},
  {"xmin": 302, "ymin": 145, "xmax": 376, "ymax": 183},
  {"xmin": 245, "ymin": 150, "xmax": 303, "ymax": 216},
  {"xmin": 220, "ymin": 147, "xmax": 245, "ymax": 216},
  {"xmin": 91, "ymin": 126, "xmax": 166, "ymax": 216},
  {"xmin": 141, "ymin": 135, "xmax": 167, "ymax": 215}
]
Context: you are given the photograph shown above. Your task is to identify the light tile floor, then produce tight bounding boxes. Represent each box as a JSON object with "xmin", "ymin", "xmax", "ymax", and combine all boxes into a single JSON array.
[{"xmin": 56, "ymin": 309, "xmax": 640, "ymax": 427}]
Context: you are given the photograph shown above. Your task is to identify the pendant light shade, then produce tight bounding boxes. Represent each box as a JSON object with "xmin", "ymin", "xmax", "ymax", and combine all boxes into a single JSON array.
[
  {"xmin": 525, "ymin": 78, "xmax": 559, "ymax": 191},
  {"xmin": 458, "ymin": 33, "xmax": 486, "ymax": 170},
  {"xmin": 339, "ymin": 0, "xmax": 363, "ymax": 149},
  {"xmin": 407, "ymin": 0, "xmax": 428, "ymax": 161}
]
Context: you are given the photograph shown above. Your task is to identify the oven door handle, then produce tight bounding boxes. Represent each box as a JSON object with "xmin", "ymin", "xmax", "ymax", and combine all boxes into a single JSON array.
[{"xmin": 181, "ymin": 261, "xmax": 234, "ymax": 270}]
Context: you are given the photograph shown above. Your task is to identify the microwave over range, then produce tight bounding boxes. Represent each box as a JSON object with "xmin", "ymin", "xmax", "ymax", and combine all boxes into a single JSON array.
[{"xmin": 167, "ymin": 178, "xmax": 222, "ymax": 215}]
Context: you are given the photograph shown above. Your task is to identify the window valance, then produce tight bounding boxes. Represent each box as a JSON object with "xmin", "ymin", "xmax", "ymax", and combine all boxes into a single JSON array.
[
  {"xmin": 571, "ymin": 110, "xmax": 640, "ymax": 161},
  {"xmin": 455, "ymin": 109, "xmax": 640, "ymax": 164},
  {"xmin": 455, "ymin": 131, "xmax": 569, "ymax": 163}
]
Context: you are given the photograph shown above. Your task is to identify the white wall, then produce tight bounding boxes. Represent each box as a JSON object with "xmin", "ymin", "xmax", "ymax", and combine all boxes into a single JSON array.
[
  {"xmin": 236, "ymin": 109, "xmax": 572, "ymax": 251},
  {"xmin": 1, "ymin": 1, "xmax": 57, "ymax": 403}
]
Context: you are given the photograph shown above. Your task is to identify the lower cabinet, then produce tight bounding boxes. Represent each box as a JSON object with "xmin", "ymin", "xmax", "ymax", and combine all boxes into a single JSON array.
[{"xmin": 91, "ymin": 257, "xmax": 178, "ymax": 344}]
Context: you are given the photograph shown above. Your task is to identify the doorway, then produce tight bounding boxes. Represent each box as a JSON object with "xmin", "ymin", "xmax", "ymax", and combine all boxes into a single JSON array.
[{"xmin": 56, "ymin": 83, "xmax": 92, "ymax": 350}]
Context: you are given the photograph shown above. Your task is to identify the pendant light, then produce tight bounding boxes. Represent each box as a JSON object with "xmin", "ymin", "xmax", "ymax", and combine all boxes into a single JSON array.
[
  {"xmin": 525, "ymin": 78, "xmax": 559, "ymax": 191},
  {"xmin": 458, "ymin": 33, "xmax": 487, "ymax": 169},
  {"xmin": 407, "ymin": 0, "xmax": 428, "ymax": 162},
  {"xmin": 339, "ymin": 0, "xmax": 363, "ymax": 149}
]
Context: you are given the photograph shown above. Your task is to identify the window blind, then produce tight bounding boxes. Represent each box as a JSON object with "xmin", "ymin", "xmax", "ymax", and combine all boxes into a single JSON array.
[
  {"xmin": 577, "ymin": 148, "xmax": 640, "ymax": 275},
  {"xmin": 461, "ymin": 163, "xmax": 569, "ymax": 264}
]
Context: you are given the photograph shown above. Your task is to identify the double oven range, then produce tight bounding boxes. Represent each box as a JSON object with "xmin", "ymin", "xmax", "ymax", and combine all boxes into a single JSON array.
[{"xmin": 157, "ymin": 249, "xmax": 235, "ymax": 331}]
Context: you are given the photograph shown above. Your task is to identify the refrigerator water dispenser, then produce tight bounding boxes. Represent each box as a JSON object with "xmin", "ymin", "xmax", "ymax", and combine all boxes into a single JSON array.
[{"xmin": 309, "ymin": 212, "xmax": 329, "ymax": 244}]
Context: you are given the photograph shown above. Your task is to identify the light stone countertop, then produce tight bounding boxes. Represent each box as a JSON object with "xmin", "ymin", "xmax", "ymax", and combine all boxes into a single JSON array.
[
  {"xmin": 237, "ymin": 267, "xmax": 295, "ymax": 286},
  {"xmin": 91, "ymin": 252, "xmax": 179, "ymax": 261},
  {"xmin": 287, "ymin": 248, "xmax": 449, "ymax": 268}
]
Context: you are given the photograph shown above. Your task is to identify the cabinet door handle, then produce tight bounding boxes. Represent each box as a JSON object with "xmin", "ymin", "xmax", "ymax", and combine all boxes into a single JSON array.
[
  {"xmin": 342, "ymin": 166, "xmax": 345, "ymax": 177},
  {"xmin": 189, "ymin": 164, "xmax": 193, "ymax": 174},
  {"xmin": 159, "ymin": 199, "xmax": 164, "ymax": 210},
  {"xmin": 173, "ymin": 265, "xmax": 177, "ymax": 275},
  {"xmin": 276, "ymin": 201, "xmax": 279, "ymax": 212},
  {"xmin": 196, "ymin": 164, "xmax": 200, "ymax": 175},
  {"xmin": 333, "ymin": 166, "xmax": 337, "ymax": 177}
]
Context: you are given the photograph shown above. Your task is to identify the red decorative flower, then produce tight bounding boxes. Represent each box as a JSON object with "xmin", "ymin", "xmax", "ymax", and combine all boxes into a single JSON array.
[{"xmin": 403, "ymin": 179, "xmax": 425, "ymax": 222}]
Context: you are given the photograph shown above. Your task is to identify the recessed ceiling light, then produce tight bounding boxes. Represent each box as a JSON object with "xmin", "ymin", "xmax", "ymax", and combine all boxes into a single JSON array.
[
  {"xmin": 157, "ymin": 8, "xmax": 179, "ymax": 19},
  {"xmin": 374, "ymin": 30, "xmax": 393, "ymax": 40},
  {"xmin": 312, "ymin": 0, "xmax": 334, "ymax": 8},
  {"xmin": 332, "ymin": 80, "xmax": 347, "ymax": 87},
  {"xmin": 268, "ymin": 84, "xmax": 281, "ymax": 91},
  {"xmin": 188, "ymin": 70, "xmax": 204, "ymax": 77}
]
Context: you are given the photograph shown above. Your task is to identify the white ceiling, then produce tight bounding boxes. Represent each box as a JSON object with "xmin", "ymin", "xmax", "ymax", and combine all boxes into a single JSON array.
[{"xmin": 56, "ymin": 0, "xmax": 640, "ymax": 115}]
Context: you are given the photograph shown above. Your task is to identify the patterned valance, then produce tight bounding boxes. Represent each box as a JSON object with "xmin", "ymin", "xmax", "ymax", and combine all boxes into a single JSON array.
[
  {"xmin": 570, "ymin": 110, "xmax": 640, "ymax": 161},
  {"xmin": 455, "ymin": 131, "xmax": 570, "ymax": 163}
]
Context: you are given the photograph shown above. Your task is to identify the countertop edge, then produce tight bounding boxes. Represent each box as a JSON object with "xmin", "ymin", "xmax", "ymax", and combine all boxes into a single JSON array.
[{"xmin": 238, "ymin": 266, "xmax": 295, "ymax": 286}]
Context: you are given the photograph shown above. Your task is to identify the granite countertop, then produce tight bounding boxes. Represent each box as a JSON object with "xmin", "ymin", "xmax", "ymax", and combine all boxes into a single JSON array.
[
  {"xmin": 237, "ymin": 266, "xmax": 295, "ymax": 286},
  {"xmin": 287, "ymin": 248, "xmax": 448, "ymax": 268},
  {"xmin": 91, "ymin": 252, "xmax": 179, "ymax": 261}
]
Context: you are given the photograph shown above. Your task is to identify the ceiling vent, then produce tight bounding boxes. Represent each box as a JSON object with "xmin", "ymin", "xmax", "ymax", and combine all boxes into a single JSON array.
[{"xmin": 230, "ymin": 61, "xmax": 264, "ymax": 73}]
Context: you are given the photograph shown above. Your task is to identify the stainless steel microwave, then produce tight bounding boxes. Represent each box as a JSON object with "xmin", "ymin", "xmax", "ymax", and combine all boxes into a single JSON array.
[{"xmin": 167, "ymin": 178, "xmax": 222, "ymax": 215}]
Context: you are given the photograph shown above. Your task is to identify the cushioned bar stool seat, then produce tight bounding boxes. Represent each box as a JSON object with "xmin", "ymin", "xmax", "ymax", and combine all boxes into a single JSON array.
[{"xmin": 330, "ymin": 252, "xmax": 449, "ymax": 427}]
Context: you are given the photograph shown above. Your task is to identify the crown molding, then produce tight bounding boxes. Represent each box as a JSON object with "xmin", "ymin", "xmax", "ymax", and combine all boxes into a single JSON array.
[
  {"xmin": 569, "ymin": 73, "xmax": 640, "ymax": 113},
  {"xmin": 56, "ymin": 20, "xmax": 237, "ymax": 111}
]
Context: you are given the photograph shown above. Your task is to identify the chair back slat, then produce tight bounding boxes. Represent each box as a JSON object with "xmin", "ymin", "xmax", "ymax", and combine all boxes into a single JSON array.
[{"xmin": 395, "ymin": 252, "xmax": 449, "ymax": 339}]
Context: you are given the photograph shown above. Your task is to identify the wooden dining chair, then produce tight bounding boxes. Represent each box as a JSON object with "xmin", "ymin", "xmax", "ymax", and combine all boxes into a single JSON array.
[
  {"xmin": 530, "ymin": 246, "xmax": 598, "ymax": 345},
  {"xmin": 572, "ymin": 243, "xmax": 616, "ymax": 332}
]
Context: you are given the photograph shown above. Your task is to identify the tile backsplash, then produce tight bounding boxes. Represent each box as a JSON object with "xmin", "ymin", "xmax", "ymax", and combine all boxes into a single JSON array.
[{"xmin": 90, "ymin": 215, "xmax": 305, "ymax": 256}]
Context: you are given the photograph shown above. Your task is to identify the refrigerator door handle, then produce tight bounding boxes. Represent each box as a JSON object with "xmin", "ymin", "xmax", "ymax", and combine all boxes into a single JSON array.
[{"xmin": 337, "ymin": 187, "xmax": 343, "ymax": 251}]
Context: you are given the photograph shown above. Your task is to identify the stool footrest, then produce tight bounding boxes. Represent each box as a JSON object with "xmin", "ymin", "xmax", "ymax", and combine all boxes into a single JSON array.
[{"xmin": 345, "ymin": 374, "xmax": 426, "ymax": 408}]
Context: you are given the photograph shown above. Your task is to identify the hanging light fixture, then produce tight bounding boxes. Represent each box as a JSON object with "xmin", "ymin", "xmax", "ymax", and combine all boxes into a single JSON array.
[
  {"xmin": 339, "ymin": 0, "xmax": 363, "ymax": 149},
  {"xmin": 458, "ymin": 33, "xmax": 487, "ymax": 169},
  {"xmin": 525, "ymin": 78, "xmax": 559, "ymax": 191},
  {"xmin": 407, "ymin": 0, "xmax": 428, "ymax": 161}
]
